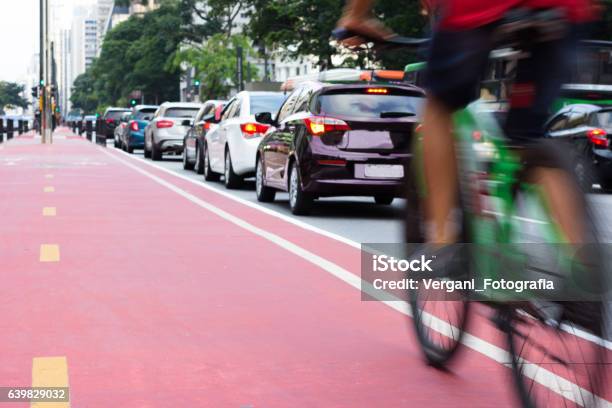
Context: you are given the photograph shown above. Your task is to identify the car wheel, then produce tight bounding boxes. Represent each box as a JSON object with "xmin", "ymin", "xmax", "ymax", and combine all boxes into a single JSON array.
[
  {"xmin": 126, "ymin": 141, "xmax": 134, "ymax": 154},
  {"xmin": 574, "ymin": 158, "xmax": 594, "ymax": 193},
  {"xmin": 114, "ymin": 138, "xmax": 119, "ymax": 148},
  {"xmin": 151, "ymin": 141, "xmax": 162, "ymax": 161},
  {"xmin": 203, "ymin": 143, "xmax": 220, "ymax": 182},
  {"xmin": 194, "ymin": 143, "xmax": 204, "ymax": 175},
  {"xmin": 289, "ymin": 161, "xmax": 313, "ymax": 215},
  {"xmin": 255, "ymin": 156, "xmax": 276, "ymax": 202},
  {"xmin": 182, "ymin": 143, "xmax": 194, "ymax": 170},
  {"xmin": 224, "ymin": 149, "xmax": 243, "ymax": 189},
  {"xmin": 374, "ymin": 195, "xmax": 394, "ymax": 205}
]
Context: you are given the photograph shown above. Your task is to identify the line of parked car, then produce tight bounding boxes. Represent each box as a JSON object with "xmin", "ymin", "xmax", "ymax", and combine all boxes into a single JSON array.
[{"xmin": 100, "ymin": 68, "xmax": 612, "ymax": 216}]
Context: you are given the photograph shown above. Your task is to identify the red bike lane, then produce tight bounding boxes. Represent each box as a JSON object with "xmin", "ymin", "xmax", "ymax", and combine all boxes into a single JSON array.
[{"xmin": 0, "ymin": 130, "xmax": 604, "ymax": 407}]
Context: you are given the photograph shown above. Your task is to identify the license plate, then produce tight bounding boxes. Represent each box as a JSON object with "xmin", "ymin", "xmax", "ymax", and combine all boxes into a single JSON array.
[{"xmin": 363, "ymin": 164, "xmax": 404, "ymax": 179}]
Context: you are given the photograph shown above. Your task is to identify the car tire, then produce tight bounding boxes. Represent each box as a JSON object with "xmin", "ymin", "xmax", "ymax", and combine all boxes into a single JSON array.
[
  {"xmin": 114, "ymin": 138, "xmax": 120, "ymax": 148},
  {"xmin": 151, "ymin": 141, "xmax": 162, "ymax": 161},
  {"xmin": 144, "ymin": 139, "xmax": 151, "ymax": 158},
  {"xmin": 182, "ymin": 143, "xmax": 194, "ymax": 170},
  {"xmin": 194, "ymin": 143, "xmax": 204, "ymax": 175},
  {"xmin": 289, "ymin": 161, "xmax": 313, "ymax": 215},
  {"xmin": 203, "ymin": 143, "xmax": 220, "ymax": 182},
  {"xmin": 255, "ymin": 156, "xmax": 276, "ymax": 202},
  {"xmin": 126, "ymin": 142, "xmax": 134, "ymax": 154},
  {"xmin": 374, "ymin": 195, "xmax": 394, "ymax": 205},
  {"xmin": 224, "ymin": 149, "xmax": 243, "ymax": 189}
]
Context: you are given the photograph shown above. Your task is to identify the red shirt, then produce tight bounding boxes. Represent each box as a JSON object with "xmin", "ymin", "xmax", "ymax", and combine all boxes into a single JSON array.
[{"xmin": 430, "ymin": 0, "xmax": 598, "ymax": 30}]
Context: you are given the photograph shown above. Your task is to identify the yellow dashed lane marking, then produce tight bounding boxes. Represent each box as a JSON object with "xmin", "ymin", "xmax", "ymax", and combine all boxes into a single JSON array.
[
  {"xmin": 43, "ymin": 207, "xmax": 56, "ymax": 216},
  {"xmin": 44, "ymin": 186, "xmax": 55, "ymax": 193},
  {"xmin": 39, "ymin": 244, "xmax": 60, "ymax": 262},
  {"xmin": 31, "ymin": 356, "xmax": 70, "ymax": 408}
]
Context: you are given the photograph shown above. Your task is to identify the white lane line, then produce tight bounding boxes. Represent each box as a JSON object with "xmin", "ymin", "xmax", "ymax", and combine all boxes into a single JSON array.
[
  {"xmin": 100, "ymin": 147, "xmax": 611, "ymax": 406},
  {"xmin": 110, "ymin": 147, "xmax": 361, "ymax": 249},
  {"xmin": 109, "ymin": 146, "xmax": 612, "ymax": 351}
]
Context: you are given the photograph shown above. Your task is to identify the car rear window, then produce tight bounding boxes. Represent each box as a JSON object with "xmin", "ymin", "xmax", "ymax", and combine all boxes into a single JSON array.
[
  {"xmin": 134, "ymin": 109, "xmax": 157, "ymax": 120},
  {"xmin": 106, "ymin": 110, "xmax": 130, "ymax": 120},
  {"xmin": 165, "ymin": 108, "xmax": 199, "ymax": 118},
  {"xmin": 596, "ymin": 110, "xmax": 612, "ymax": 128},
  {"xmin": 249, "ymin": 94, "xmax": 286, "ymax": 115},
  {"xmin": 315, "ymin": 89, "xmax": 424, "ymax": 119}
]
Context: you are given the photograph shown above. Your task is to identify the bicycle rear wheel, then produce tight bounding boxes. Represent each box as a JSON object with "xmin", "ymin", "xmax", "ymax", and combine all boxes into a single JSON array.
[{"xmin": 504, "ymin": 169, "xmax": 608, "ymax": 408}]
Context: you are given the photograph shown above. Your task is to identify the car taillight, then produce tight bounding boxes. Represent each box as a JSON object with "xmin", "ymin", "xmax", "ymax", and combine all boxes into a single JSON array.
[
  {"xmin": 366, "ymin": 88, "xmax": 388, "ymax": 94},
  {"xmin": 156, "ymin": 120, "xmax": 174, "ymax": 129},
  {"xmin": 203, "ymin": 122, "xmax": 211, "ymax": 130},
  {"xmin": 587, "ymin": 128, "xmax": 609, "ymax": 148},
  {"xmin": 130, "ymin": 121, "xmax": 139, "ymax": 131},
  {"xmin": 240, "ymin": 123, "xmax": 269, "ymax": 138},
  {"xmin": 106, "ymin": 118, "xmax": 114, "ymax": 124},
  {"xmin": 304, "ymin": 116, "xmax": 350, "ymax": 136}
]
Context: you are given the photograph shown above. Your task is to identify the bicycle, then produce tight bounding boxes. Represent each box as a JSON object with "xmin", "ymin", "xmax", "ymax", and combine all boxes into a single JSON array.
[{"xmin": 334, "ymin": 10, "xmax": 610, "ymax": 408}]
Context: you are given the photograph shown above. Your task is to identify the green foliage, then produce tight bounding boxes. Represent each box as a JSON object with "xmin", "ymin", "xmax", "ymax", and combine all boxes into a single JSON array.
[
  {"xmin": 70, "ymin": 72, "xmax": 99, "ymax": 113},
  {"xmin": 0, "ymin": 81, "xmax": 29, "ymax": 110},
  {"xmin": 78, "ymin": 2, "xmax": 183, "ymax": 111},
  {"xmin": 172, "ymin": 33, "xmax": 259, "ymax": 100},
  {"xmin": 179, "ymin": 0, "xmax": 246, "ymax": 43}
]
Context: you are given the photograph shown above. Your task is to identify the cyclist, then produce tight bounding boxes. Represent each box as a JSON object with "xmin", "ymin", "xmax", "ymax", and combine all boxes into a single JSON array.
[{"xmin": 336, "ymin": 0, "xmax": 599, "ymax": 244}]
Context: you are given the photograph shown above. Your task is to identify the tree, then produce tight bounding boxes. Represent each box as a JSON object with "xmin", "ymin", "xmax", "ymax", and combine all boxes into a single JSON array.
[
  {"xmin": 0, "ymin": 81, "xmax": 29, "ymax": 111},
  {"xmin": 246, "ymin": 0, "xmax": 427, "ymax": 70},
  {"xmin": 70, "ymin": 72, "xmax": 99, "ymax": 113},
  {"xmin": 172, "ymin": 34, "xmax": 259, "ymax": 100}
]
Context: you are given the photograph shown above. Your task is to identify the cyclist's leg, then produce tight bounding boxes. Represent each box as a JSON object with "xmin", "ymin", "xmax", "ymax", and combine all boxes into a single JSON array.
[
  {"xmin": 504, "ymin": 28, "xmax": 585, "ymax": 243},
  {"xmin": 422, "ymin": 26, "xmax": 494, "ymax": 243}
]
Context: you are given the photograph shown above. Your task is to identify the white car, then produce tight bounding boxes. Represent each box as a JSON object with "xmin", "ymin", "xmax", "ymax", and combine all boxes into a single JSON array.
[
  {"xmin": 144, "ymin": 102, "xmax": 202, "ymax": 161},
  {"xmin": 203, "ymin": 91, "xmax": 286, "ymax": 188}
]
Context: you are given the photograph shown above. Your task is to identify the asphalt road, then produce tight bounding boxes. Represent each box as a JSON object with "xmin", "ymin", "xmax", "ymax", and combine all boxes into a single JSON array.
[{"xmin": 116, "ymin": 145, "xmax": 612, "ymax": 244}]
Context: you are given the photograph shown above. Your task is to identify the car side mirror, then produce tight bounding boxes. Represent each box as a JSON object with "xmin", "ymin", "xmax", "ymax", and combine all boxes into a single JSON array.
[
  {"xmin": 181, "ymin": 119, "xmax": 193, "ymax": 127},
  {"xmin": 255, "ymin": 112, "xmax": 274, "ymax": 125}
]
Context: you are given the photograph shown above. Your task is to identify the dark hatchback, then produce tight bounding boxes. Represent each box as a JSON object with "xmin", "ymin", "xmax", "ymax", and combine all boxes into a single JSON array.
[
  {"xmin": 98, "ymin": 107, "xmax": 131, "ymax": 139},
  {"xmin": 255, "ymin": 82, "xmax": 425, "ymax": 215},
  {"xmin": 546, "ymin": 104, "xmax": 612, "ymax": 191}
]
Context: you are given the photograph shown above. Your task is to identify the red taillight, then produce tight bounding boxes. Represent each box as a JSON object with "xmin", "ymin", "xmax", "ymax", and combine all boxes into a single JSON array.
[
  {"xmin": 472, "ymin": 130, "xmax": 483, "ymax": 142},
  {"xmin": 203, "ymin": 122, "xmax": 211, "ymax": 130},
  {"xmin": 240, "ymin": 122, "xmax": 269, "ymax": 138},
  {"xmin": 587, "ymin": 128, "xmax": 609, "ymax": 148},
  {"xmin": 304, "ymin": 116, "xmax": 350, "ymax": 136},
  {"xmin": 106, "ymin": 118, "xmax": 114, "ymax": 124},
  {"xmin": 156, "ymin": 120, "xmax": 174, "ymax": 129},
  {"xmin": 130, "ymin": 121, "xmax": 139, "ymax": 131},
  {"xmin": 317, "ymin": 159, "xmax": 347, "ymax": 166}
]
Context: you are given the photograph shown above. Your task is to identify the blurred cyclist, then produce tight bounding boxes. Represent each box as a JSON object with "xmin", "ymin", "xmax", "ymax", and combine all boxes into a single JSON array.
[{"xmin": 337, "ymin": 0, "xmax": 599, "ymax": 244}]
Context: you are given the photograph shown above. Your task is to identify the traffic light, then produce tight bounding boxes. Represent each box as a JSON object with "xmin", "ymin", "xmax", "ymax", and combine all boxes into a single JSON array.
[
  {"xmin": 39, "ymin": 79, "xmax": 45, "ymax": 86},
  {"xmin": 194, "ymin": 79, "xmax": 201, "ymax": 87},
  {"xmin": 130, "ymin": 98, "xmax": 138, "ymax": 107},
  {"xmin": 31, "ymin": 87, "xmax": 39, "ymax": 98}
]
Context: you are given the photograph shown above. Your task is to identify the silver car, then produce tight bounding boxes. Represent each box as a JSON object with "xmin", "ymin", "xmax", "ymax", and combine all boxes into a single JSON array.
[{"xmin": 143, "ymin": 102, "xmax": 202, "ymax": 161}]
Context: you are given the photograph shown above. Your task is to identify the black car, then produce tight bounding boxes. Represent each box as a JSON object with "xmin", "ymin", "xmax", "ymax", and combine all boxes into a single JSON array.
[
  {"xmin": 97, "ymin": 107, "xmax": 131, "ymax": 140},
  {"xmin": 255, "ymin": 82, "xmax": 425, "ymax": 215},
  {"xmin": 182, "ymin": 100, "xmax": 226, "ymax": 173},
  {"xmin": 546, "ymin": 104, "xmax": 612, "ymax": 192}
]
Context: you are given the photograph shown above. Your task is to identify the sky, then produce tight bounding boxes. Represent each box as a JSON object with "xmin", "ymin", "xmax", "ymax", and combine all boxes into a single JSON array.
[{"xmin": 0, "ymin": 0, "xmax": 94, "ymax": 82}]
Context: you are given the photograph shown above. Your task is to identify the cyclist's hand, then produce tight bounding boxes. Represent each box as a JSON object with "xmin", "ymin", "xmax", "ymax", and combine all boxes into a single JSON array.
[{"xmin": 336, "ymin": 14, "xmax": 396, "ymax": 47}]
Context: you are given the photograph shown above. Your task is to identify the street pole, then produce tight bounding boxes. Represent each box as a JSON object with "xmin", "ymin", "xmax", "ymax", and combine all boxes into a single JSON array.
[
  {"xmin": 45, "ymin": 0, "xmax": 52, "ymax": 144},
  {"xmin": 39, "ymin": 0, "xmax": 45, "ymax": 142}
]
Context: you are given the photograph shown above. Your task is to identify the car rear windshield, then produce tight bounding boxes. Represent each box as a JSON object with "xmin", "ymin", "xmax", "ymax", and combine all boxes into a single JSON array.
[
  {"xmin": 596, "ymin": 110, "xmax": 612, "ymax": 128},
  {"xmin": 250, "ymin": 94, "xmax": 286, "ymax": 115},
  {"xmin": 165, "ymin": 108, "xmax": 199, "ymax": 118},
  {"xmin": 106, "ymin": 110, "xmax": 130, "ymax": 120},
  {"xmin": 134, "ymin": 109, "xmax": 157, "ymax": 120},
  {"xmin": 315, "ymin": 89, "xmax": 424, "ymax": 119}
]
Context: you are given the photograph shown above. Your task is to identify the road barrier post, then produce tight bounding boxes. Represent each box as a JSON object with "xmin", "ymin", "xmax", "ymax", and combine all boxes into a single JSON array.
[
  {"xmin": 7, "ymin": 119, "xmax": 14, "ymax": 140},
  {"xmin": 18, "ymin": 120, "xmax": 24, "ymax": 135},
  {"xmin": 85, "ymin": 119, "xmax": 93, "ymax": 141},
  {"xmin": 0, "ymin": 118, "xmax": 4, "ymax": 142}
]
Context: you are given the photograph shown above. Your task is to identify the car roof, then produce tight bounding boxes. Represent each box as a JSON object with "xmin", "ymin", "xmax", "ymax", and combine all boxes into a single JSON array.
[
  {"xmin": 556, "ymin": 103, "xmax": 602, "ymax": 114},
  {"xmin": 292, "ymin": 81, "xmax": 425, "ymax": 96},
  {"xmin": 105, "ymin": 107, "xmax": 130, "ymax": 112},
  {"xmin": 134, "ymin": 105, "xmax": 158, "ymax": 111},
  {"xmin": 160, "ymin": 102, "xmax": 203, "ymax": 108}
]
